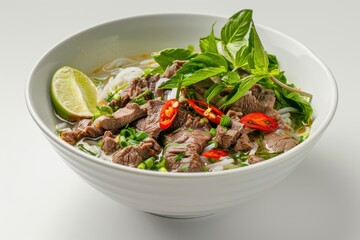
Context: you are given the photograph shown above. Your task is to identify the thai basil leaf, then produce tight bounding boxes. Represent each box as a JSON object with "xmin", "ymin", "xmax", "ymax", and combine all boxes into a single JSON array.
[
  {"xmin": 181, "ymin": 67, "xmax": 227, "ymax": 87},
  {"xmin": 159, "ymin": 52, "xmax": 229, "ymax": 89},
  {"xmin": 249, "ymin": 23, "xmax": 269, "ymax": 71},
  {"xmin": 204, "ymin": 83, "xmax": 226, "ymax": 103},
  {"xmin": 221, "ymin": 74, "xmax": 264, "ymax": 107},
  {"xmin": 152, "ymin": 48, "xmax": 197, "ymax": 70},
  {"xmin": 200, "ymin": 23, "xmax": 218, "ymax": 54},
  {"xmin": 221, "ymin": 9, "xmax": 253, "ymax": 44},
  {"xmin": 235, "ymin": 45, "xmax": 251, "ymax": 69},
  {"xmin": 221, "ymin": 71, "xmax": 240, "ymax": 85}
]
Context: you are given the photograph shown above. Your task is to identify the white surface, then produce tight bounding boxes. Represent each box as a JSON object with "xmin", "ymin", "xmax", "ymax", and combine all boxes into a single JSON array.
[{"xmin": 1, "ymin": 0, "xmax": 359, "ymax": 239}]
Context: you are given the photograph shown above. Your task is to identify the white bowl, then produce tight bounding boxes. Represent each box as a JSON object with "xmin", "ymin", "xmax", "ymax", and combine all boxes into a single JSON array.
[{"xmin": 25, "ymin": 13, "xmax": 338, "ymax": 218}]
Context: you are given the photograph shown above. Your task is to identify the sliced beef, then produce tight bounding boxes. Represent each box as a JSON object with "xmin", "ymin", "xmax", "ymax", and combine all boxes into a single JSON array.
[
  {"xmin": 164, "ymin": 129, "xmax": 211, "ymax": 153},
  {"xmin": 165, "ymin": 107, "xmax": 189, "ymax": 133},
  {"xmin": 163, "ymin": 127, "xmax": 211, "ymax": 172},
  {"xmin": 182, "ymin": 113, "xmax": 211, "ymax": 132},
  {"xmin": 233, "ymin": 130, "xmax": 254, "ymax": 151},
  {"xmin": 162, "ymin": 60, "xmax": 187, "ymax": 78},
  {"xmin": 101, "ymin": 131, "xmax": 119, "ymax": 155},
  {"xmin": 229, "ymin": 84, "xmax": 280, "ymax": 121},
  {"xmin": 215, "ymin": 119, "xmax": 244, "ymax": 149},
  {"xmin": 108, "ymin": 90, "xmax": 131, "ymax": 109},
  {"xmin": 60, "ymin": 117, "xmax": 104, "ymax": 145},
  {"xmin": 134, "ymin": 100, "xmax": 164, "ymax": 138},
  {"xmin": 263, "ymin": 132, "xmax": 299, "ymax": 153},
  {"xmin": 100, "ymin": 103, "xmax": 147, "ymax": 131},
  {"xmin": 163, "ymin": 144, "xmax": 202, "ymax": 172},
  {"xmin": 250, "ymin": 84, "xmax": 276, "ymax": 108},
  {"xmin": 112, "ymin": 137, "xmax": 161, "ymax": 167},
  {"xmin": 248, "ymin": 155, "xmax": 265, "ymax": 165}
]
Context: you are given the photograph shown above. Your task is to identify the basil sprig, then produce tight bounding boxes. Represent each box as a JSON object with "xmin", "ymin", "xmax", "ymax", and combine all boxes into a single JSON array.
[{"xmin": 154, "ymin": 9, "xmax": 312, "ymax": 123}]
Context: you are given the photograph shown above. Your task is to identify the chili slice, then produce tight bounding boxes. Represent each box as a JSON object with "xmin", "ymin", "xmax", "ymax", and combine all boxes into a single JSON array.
[
  {"xmin": 240, "ymin": 112, "xmax": 278, "ymax": 132},
  {"xmin": 202, "ymin": 149, "xmax": 228, "ymax": 159},
  {"xmin": 159, "ymin": 99, "xmax": 180, "ymax": 129},
  {"xmin": 187, "ymin": 99, "xmax": 224, "ymax": 124}
]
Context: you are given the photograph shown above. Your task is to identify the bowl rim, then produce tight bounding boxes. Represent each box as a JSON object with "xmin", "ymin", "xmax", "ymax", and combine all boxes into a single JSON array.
[{"xmin": 25, "ymin": 12, "xmax": 338, "ymax": 178}]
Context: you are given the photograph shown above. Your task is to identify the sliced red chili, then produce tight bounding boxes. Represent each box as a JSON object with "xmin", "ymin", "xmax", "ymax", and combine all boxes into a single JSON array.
[
  {"xmin": 202, "ymin": 149, "xmax": 228, "ymax": 159},
  {"xmin": 240, "ymin": 112, "xmax": 278, "ymax": 132},
  {"xmin": 187, "ymin": 99, "xmax": 224, "ymax": 124},
  {"xmin": 159, "ymin": 99, "xmax": 180, "ymax": 129}
]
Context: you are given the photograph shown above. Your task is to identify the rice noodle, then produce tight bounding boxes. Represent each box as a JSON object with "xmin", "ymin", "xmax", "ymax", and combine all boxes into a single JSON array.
[
  {"xmin": 100, "ymin": 67, "xmax": 143, "ymax": 100},
  {"xmin": 203, "ymin": 143, "xmax": 216, "ymax": 152},
  {"xmin": 205, "ymin": 157, "xmax": 234, "ymax": 169},
  {"xmin": 281, "ymin": 112, "xmax": 291, "ymax": 119},
  {"xmin": 249, "ymin": 142, "xmax": 258, "ymax": 155},
  {"xmin": 140, "ymin": 58, "xmax": 159, "ymax": 69},
  {"xmin": 155, "ymin": 77, "xmax": 169, "ymax": 91},
  {"xmin": 103, "ymin": 57, "xmax": 137, "ymax": 72},
  {"xmin": 278, "ymin": 107, "xmax": 299, "ymax": 114}
]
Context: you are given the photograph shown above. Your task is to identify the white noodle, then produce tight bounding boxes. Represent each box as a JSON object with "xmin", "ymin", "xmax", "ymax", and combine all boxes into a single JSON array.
[
  {"xmin": 205, "ymin": 157, "xmax": 234, "ymax": 169},
  {"xmin": 154, "ymin": 77, "xmax": 169, "ymax": 91},
  {"xmin": 278, "ymin": 107, "xmax": 299, "ymax": 114},
  {"xmin": 203, "ymin": 143, "xmax": 216, "ymax": 152},
  {"xmin": 249, "ymin": 142, "xmax": 258, "ymax": 155},
  {"xmin": 100, "ymin": 67, "xmax": 143, "ymax": 100}
]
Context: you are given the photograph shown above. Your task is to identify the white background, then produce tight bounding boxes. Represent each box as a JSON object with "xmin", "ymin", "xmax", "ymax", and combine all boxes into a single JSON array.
[{"xmin": 1, "ymin": 0, "xmax": 360, "ymax": 239}]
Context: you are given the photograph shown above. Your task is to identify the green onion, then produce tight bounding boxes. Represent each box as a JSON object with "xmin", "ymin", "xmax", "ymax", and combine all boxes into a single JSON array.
[
  {"xmin": 77, "ymin": 144, "xmax": 97, "ymax": 156},
  {"xmin": 174, "ymin": 152, "xmax": 186, "ymax": 162},
  {"xmin": 159, "ymin": 167, "xmax": 168, "ymax": 172},
  {"xmin": 135, "ymin": 132, "xmax": 149, "ymax": 141},
  {"xmin": 220, "ymin": 115, "xmax": 231, "ymax": 127},
  {"xmin": 113, "ymin": 93, "xmax": 121, "ymax": 101},
  {"xmin": 209, "ymin": 128, "xmax": 216, "ymax": 137},
  {"xmin": 144, "ymin": 157, "xmax": 155, "ymax": 169},
  {"xmin": 137, "ymin": 163, "xmax": 146, "ymax": 169},
  {"xmin": 155, "ymin": 156, "xmax": 166, "ymax": 169}
]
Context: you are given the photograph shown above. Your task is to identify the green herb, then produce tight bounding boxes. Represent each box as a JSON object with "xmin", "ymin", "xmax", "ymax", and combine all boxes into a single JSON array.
[
  {"xmin": 159, "ymin": 167, "xmax": 168, "ymax": 172},
  {"xmin": 174, "ymin": 152, "xmax": 186, "ymax": 162},
  {"xmin": 220, "ymin": 115, "xmax": 231, "ymax": 127},
  {"xmin": 77, "ymin": 144, "xmax": 98, "ymax": 156},
  {"xmin": 131, "ymin": 89, "xmax": 154, "ymax": 105},
  {"xmin": 144, "ymin": 157, "xmax": 155, "ymax": 169},
  {"xmin": 96, "ymin": 106, "xmax": 113, "ymax": 116},
  {"xmin": 152, "ymin": 48, "xmax": 197, "ymax": 70},
  {"xmin": 208, "ymin": 128, "xmax": 217, "ymax": 137},
  {"xmin": 155, "ymin": 156, "xmax": 166, "ymax": 169},
  {"xmin": 151, "ymin": 9, "xmax": 313, "ymax": 130}
]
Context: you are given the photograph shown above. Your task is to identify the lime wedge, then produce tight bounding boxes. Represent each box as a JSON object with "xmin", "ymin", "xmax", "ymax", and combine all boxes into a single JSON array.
[{"xmin": 51, "ymin": 66, "xmax": 98, "ymax": 121}]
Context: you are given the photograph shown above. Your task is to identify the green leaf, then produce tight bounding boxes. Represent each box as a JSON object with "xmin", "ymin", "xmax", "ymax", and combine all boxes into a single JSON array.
[
  {"xmin": 159, "ymin": 52, "xmax": 229, "ymax": 89},
  {"xmin": 235, "ymin": 45, "xmax": 251, "ymax": 69},
  {"xmin": 204, "ymin": 83, "xmax": 226, "ymax": 103},
  {"xmin": 249, "ymin": 23, "xmax": 269, "ymax": 70},
  {"xmin": 221, "ymin": 74, "xmax": 264, "ymax": 107},
  {"xmin": 221, "ymin": 9, "xmax": 253, "ymax": 44},
  {"xmin": 152, "ymin": 48, "xmax": 197, "ymax": 70},
  {"xmin": 199, "ymin": 23, "xmax": 218, "ymax": 54},
  {"xmin": 222, "ymin": 71, "xmax": 240, "ymax": 86},
  {"xmin": 182, "ymin": 67, "xmax": 227, "ymax": 87},
  {"xmin": 96, "ymin": 105, "xmax": 113, "ymax": 117}
]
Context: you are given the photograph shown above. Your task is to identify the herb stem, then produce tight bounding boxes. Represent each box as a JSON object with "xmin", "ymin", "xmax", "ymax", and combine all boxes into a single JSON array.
[
  {"xmin": 269, "ymin": 75, "xmax": 313, "ymax": 99},
  {"xmin": 239, "ymin": 67, "xmax": 312, "ymax": 99}
]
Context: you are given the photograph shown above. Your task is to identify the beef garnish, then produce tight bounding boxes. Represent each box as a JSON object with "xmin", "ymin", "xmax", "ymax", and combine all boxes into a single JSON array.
[
  {"xmin": 101, "ymin": 131, "xmax": 119, "ymax": 155},
  {"xmin": 262, "ymin": 132, "xmax": 299, "ymax": 153},
  {"xmin": 100, "ymin": 103, "xmax": 147, "ymax": 131},
  {"xmin": 112, "ymin": 137, "xmax": 161, "ymax": 167}
]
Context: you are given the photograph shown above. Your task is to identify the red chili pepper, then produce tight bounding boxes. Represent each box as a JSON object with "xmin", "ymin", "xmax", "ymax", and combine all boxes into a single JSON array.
[
  {"xmin": 159, "ymin": 99, "xmax": 180, "ymax": 129},
  {"xmin": 240, "ymin": 112, "xmax": 278, "ymax": 132},
  {"xmin": 202, "ymin": 149, "xmax": 228, "ymax": 159},
  {"xmin": 187, "ymin": 99, "xmax": 224, "ymax": 124}
]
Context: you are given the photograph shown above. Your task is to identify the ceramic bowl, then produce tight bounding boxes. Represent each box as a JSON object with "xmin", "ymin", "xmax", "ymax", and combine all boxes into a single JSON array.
[{"xmin": 25, "ymin": 13, "xmax": 337, "ymax": 218}]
